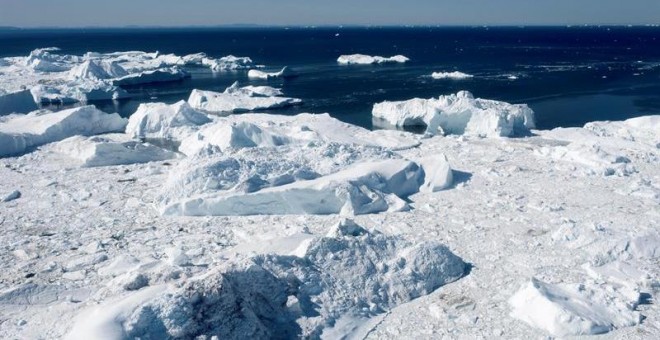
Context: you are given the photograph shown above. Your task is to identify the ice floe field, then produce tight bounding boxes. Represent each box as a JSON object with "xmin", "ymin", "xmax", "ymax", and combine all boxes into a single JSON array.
[{"xmin": 0, "ymin": 43, "xmax": 659, "ymax": 339}]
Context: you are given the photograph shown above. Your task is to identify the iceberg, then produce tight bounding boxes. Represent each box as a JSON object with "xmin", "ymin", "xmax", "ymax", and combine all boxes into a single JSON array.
[
  {"xmin": 0, "ymin": 106, "xmax": 127, "ymax": 157},
  {"xmin": 68, "ymin": 60, "xmax": 128, "ymax": 80},
  {"xmin": 0, "ymin": 90, "xmax": 39, "ymax": 115},
  {"xmin": 247, "ymin": 66, "xmax": 295, "ymax": 79},
  {"xmin": 431, "ymin": 71, "xmax": 474, "ymax": 80},
  {"xmin": 187, "ymin": 82, "xmax": 301, "ymax": 113},
  {"xmin": 51, "ymin": 134, "xmax": 178, "ymax": 167},
  {"xmin": 126, "ymin": 100, "xmax": 212, "ymax": 142},
  {"xmin": 113, "ymin": 67, "xmax": 189, "ymax": 86},
  {"xmin": 202, "ymin": 55, "xmax": 255, "ymax": 71},
  {"xmin": 372, "ymin": 91, "xmax": 535, "ymax": 137},
  {"xmin": 337, "ymin": 54, "xmax": 409, "ymax": 65}
]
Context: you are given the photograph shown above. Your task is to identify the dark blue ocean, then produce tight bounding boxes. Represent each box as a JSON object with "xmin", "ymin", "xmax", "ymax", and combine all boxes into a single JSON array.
[{"xmin": 2, "ymin": 26, "xmax": 659, "ymax": 130}]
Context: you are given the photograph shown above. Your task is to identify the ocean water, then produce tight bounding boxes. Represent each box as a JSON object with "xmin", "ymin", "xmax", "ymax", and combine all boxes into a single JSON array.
[{"xmin": 1, "ymin": 26, "xmax": 659, "ymax": 130}]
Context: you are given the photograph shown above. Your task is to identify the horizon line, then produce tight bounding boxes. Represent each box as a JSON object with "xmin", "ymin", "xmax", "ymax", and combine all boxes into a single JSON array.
[{"xmin": 2, "ymin": 23, "xmax": 660, "ymax": 30}]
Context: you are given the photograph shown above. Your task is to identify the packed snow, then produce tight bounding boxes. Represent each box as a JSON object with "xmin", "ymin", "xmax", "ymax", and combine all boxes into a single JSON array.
[
  {"xmin": 431, "ymin": 71, "xmax": 474, "ymax": 80},
  {"xmin": 372, "ymin": 91, "xmax": 536, "ymax": 137},
  {"xmin": 188, "ymin": 82, "xmax": 302, "ymax": 113},
  {"xmin": 337, "ymin": 54, "xmax": 410, "ymax": 65},
  {"xmin": 0, "ymin": 84, "xmax": 658, "ymax": 340}
]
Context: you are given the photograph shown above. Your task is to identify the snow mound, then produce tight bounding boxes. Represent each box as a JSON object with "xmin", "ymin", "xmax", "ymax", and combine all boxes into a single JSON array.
[
  {"xmin": 372, "ymin": 91, "xmax": 536, "ymax": 137},
  {"xmin": 337, "ymin": 54, "xmax": 410, "ymax": 65},
  {"xmin": 431, "ymin": 71, "xmax": 474, "ymax": 80},
  {"xmin": 126, "ymin": 100, "xmax": 211, "ymax": 142},
  {"xmin": 509, "ymin": 278, "xmax": 641, "ymax": 337},
  {"xmin": 0, "ymin": 106, "xmax": 127, "ymax": 157},
  {"xmin": 51, "ymin": 135, "xmax": 178, "ymax": 167},
  {"xmin": 247, "ymin": 66, "xmax": 295, "ymax": 79},
  {"xmin": 67, "ymin": 222, "xmax": 466, "ymax": 339},
  {"xmin": 187, "ymin": 82, "xmax": 302, "ymax": 113}
]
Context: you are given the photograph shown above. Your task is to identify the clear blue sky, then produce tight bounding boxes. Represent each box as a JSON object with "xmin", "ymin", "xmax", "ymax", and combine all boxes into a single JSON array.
[{"xmin": 1, "ymin": 0, "xmax": 659, "ymax": 27}]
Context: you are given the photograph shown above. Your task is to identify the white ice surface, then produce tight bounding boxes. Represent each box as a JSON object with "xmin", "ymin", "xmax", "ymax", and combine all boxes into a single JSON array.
[
  {"xmin": 0, "ymin": 112, "xmax": 658, "ymax": 339},
  {"xmin": 247, "ymin": 66, "xmax": 295, "ymax": 79}
]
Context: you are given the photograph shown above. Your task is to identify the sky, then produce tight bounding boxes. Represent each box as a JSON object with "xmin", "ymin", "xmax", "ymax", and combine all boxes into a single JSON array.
[{"xmin": 1, "ymin": 0, "xmax": 659, "ymax": 27}]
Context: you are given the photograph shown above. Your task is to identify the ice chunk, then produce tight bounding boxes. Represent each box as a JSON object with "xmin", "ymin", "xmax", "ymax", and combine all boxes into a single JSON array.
[
  {"xmin": 51, "ymin": 134, "xmax": 178, "ymax": 167},
  {"xmin": 187, "ymin": 83, "xmax": 301, "ymax": 113},
  {"xmin": 126, "ymin": 101, "xmax": 211, "ymax": 142},
  {"xmin": 0, "ymin": 106, "xmax": 127, "ymax": 157},
  {"xmin": 337, "ymin": 54, "xmax": 409, "ymax": 65},
  {"xmin": 509, "ymin": 278, "xmax": 641, "ymax": 337},
  {"xmin": 202, "ymin": 55, "xmax": 254, "ymax": 71},
  {"xmin": 0, "ymin": 90, "xmax": 39, "ymax": 115},
  {"xmin": 372, "ymin": 91, "xmax": 535, "ymax": 137},
  {"xmin": 2, "ymin": 190, "xmax": 21, "ymax": 202},
  {"xmin": 161, "ymin": 159, "xmax": 425, "ymax": 216},
  {"xmin": 535, "ymin": 143, "xmax": 636, "ymax": 176},
  {"xmin": 247, "ymin": 66, "xmax": 295, "ymax": 79},
  {"xmin": 417, "ymin": 154, "xmax": 454, "ymax": 192},
  {"xmin": 431, "ymin": 71, "xmax": 474, "ymax": 80}
]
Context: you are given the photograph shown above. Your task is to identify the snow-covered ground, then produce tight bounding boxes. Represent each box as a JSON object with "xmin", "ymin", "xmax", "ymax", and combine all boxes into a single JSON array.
[{"xmin": 0, "ymin": 94, "xmax": 658, "ymax": 339}]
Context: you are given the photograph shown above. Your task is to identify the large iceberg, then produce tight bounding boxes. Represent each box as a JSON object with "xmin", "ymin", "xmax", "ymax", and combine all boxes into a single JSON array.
[
  {"xmin": 126, "ymin": 100, "xmax": 212, "ymax": 142},
  {"xmin": 0, "ymin": 90, "xmax": 39, "ymax": 115},
  {"xmin": 0, "ymin": 106, "xmax": 127, "ymax": 157},
  {"xmin": 372, "ymin": 91, "xmax": 535, "ymax": 137},
  {"xmin": 187, "ymin": 82, "xmax": 302, "ymax": 113},
  {"xmin": 337, "ymin": 54, "xmax": 409, "ymax": 65}
]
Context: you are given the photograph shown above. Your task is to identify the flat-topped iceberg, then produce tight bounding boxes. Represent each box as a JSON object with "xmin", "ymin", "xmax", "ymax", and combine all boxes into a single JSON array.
[
  {"xmin": 0, "ymin": 106, "xmax": 127, "ymax": 157},
  {"xmin": 51, "ymin": 134, "xmax": 178, "ymax": 167},
  {"xmin": 337, "ymin": 54, "xmax": 409, "ymax": 65},
  {"xmin": 126, "ymin": 101, "xmax": 212, "ymax": 142},
  {"xmin": 188, "ymin": 82, "xmax": 302, "ymax": 113},
  {"xmin": 113, "ymin": 67, "xmax": 189, "ymax": 86},
  {"xmin": 431, "ymin": 71, "xmax": 474, "ymax": 80},
  {"xmin": 372, "ymin": 91, "xmax": 535, "ymax": 137},
  {"xmin": 202, "ymin": 55, "xmax": 255, "ymax": 71},
  {"xmin": 0, "ymin": 90, "xmax": 39, "ymax": 115}
]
